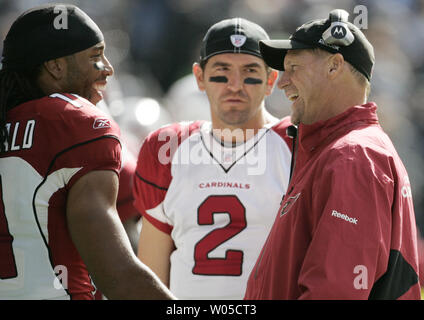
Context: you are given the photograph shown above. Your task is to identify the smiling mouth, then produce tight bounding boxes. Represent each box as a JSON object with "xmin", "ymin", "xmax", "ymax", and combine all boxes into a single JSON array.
[
  {"xmin": 288, "ymin": 94, "xmax": 299, "ymax": 102},
  {"xmin": 93, "ymin": 81, "xmax": 107, "ymax": 91}
]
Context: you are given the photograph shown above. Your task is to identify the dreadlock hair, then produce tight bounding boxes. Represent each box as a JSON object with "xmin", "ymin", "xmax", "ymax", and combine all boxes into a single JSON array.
[{"xmin": 0, "ymin": 65, "xmax": 44, "ymax": 153}]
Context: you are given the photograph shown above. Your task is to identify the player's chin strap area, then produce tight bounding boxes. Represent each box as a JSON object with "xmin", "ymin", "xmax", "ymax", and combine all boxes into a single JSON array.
[{"xmin": 286, "ymin": 125, "xmax": 298, "ymax": 183}]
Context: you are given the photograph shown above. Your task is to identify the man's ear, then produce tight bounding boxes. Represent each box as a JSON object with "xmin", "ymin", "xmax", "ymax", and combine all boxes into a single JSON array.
[
  {"xmin": 327, "ymin": 53, "xmax": 345, "ymax": 79},
  {"xmin": 43, "ymin": 58, "xmax": 67, "ymax": 80},
  {"xmin": 265, "ymin": 69, "xmax": 278, "ymax": 96},
  {"xmin": 192, "ymin": 62, "xmax": 205, "ymax": 91}
]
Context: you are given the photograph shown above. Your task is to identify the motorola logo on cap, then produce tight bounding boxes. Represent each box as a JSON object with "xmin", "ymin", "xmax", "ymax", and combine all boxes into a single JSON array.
[
  {"xmin": 230, "ymin": 34, "xmax": 247, "ymax": 47},
  {"xmin": 331, "ymin": 26, "xmax": 346, "ymax": 39}
]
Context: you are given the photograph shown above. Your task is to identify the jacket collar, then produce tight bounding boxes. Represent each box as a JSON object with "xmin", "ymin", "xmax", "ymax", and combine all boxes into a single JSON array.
[{"xmin": 297, "ymin": 102, "xmax": 379, "ymax": 153}]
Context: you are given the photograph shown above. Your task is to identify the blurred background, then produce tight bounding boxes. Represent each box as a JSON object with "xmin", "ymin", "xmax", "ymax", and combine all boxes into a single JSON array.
[{"xmin": 1, "ymin": 0, "xmax": 423, "ymax": 235}]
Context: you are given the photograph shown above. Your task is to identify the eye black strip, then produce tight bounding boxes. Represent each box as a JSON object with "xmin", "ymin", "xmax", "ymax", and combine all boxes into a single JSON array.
[
  {"xmin": 209, "ymin": 76, "xmax": 228, "ymax": 83},
  {"xmin": 244, "ymin": 78, "xmax": 263, "ymax": 84}
]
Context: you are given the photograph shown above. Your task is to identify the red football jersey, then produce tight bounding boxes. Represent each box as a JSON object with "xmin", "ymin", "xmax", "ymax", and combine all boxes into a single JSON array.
[{"xmin": 0, "ymin": 93, "xmax": 121, "ymax": 299}]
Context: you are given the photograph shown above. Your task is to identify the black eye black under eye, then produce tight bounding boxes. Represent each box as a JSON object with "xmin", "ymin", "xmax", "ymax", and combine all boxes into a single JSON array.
[
  {"xmin": 209, "ymin": 76, "xmax": 228, "ymax": 83},
  {"xmin": 244, "ymin": 78, "xmax": 263, "ymax": 84},
  {"xmin": 208, "ymin": 76, "xmax": 263, "ymax": 84}
]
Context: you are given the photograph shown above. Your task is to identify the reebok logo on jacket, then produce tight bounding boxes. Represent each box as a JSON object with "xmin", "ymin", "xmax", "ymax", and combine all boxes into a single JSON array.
[{"xmin": 331, "ymin": 209, "xmax": 358, "ymax": 225}]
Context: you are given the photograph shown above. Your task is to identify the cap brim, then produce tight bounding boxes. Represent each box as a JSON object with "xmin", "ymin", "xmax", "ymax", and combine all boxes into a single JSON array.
[{"xmin": 259, "ymin": 39, "xmax": 313, "ymax": 70}]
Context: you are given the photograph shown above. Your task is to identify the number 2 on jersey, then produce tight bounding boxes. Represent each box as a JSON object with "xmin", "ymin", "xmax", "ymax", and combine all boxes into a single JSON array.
[
  {"xmin": 0, "ymin": 176, "xmax": 18, "ymax": 279},
  {"xmin": 193, "ymin": 195, "xmax": 247, "ymax": 276}
]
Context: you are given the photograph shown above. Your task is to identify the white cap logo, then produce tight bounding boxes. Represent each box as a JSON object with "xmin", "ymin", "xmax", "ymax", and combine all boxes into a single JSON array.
[{"xmin": 230, "ymin": 34, "xmax": 247, "ymax": 47}]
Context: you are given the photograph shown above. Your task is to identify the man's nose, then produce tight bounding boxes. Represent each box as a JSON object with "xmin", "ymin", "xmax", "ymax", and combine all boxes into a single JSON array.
[
  {"xmin": 277, "ymin": 71, "xmax": 290, "ymax": 90},
  {"xmin": 226, "ymin": 71, "xmax": 243, "ymax": 92},
  {"xmin": 102, "ymin": 56, "xmax": 114, "ymax": 76}
]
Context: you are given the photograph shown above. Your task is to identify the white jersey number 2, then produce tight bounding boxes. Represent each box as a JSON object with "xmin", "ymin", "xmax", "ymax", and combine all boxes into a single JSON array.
[{"xmin": 192, "ymin": 195, "xmax": 247, "ymax": 276}]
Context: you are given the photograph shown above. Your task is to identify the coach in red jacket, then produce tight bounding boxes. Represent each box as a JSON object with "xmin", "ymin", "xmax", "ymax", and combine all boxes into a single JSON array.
[{"xmin": 245, "ymin": 9, "xmax": 421, "ymax": 299}]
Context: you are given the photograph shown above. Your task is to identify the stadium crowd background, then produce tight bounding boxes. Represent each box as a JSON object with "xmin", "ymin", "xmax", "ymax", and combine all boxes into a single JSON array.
[{"xmin": 1, "ymin": 0, "xmax": 423, "ymax": 237}]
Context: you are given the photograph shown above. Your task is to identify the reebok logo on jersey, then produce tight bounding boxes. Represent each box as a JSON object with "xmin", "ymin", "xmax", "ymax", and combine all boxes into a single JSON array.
[
  {"xmin": 331, "ymin": 210, "xmax": 358, "ymax": 225},
  {"xmin": 93, "ymin": 118, "xmax": 111, "ymax": 129}
]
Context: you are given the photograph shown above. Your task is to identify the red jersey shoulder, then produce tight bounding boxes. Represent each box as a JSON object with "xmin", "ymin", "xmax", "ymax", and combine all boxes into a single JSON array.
[
  {"xmin": 6, "ymin": 93, "xmax": 120, "ymax": 155},
  {"xmin": 271, "ymin": 116, "xmax": 293, "ymax": 149},
  {"xmin": 135, "ymin": 121, "xmax": 204, "ymax": 190},
  {"xmin": 29, "ymin": 93, "xmax": 119, "ymax": 132},
  {"xmin": 145, "ymin": 120, "xmax": 204, "ymax": 145},
  {"xmin": 34, "ymin": 93, "xmax": 121, "ymax": 139},
  {"xmin": 141, "ymin": 120, "xmax": 204, "ymax": 160},
  {"xmin": 4, "ymin": 94, "xmax": 122, "ymax": 180}
]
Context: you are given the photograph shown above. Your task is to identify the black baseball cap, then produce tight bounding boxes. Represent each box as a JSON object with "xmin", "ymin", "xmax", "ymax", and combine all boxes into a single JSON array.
[
  {"xmin": 200, "ymin": 17, "xmax": 269, "ymax": 62},
  {"xmin": 259, "ymin": 11, "xmax": 375, "ymax": 81},
  {"xmin": 2, "ymin": 3, "xmax": 104, "ymax": 71}
]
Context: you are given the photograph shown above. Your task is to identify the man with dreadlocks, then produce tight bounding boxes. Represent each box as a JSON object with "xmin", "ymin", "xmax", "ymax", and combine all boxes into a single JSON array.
[{"xmin": 0, "ymin": 4, "xmax": 174, "ymax": 300}]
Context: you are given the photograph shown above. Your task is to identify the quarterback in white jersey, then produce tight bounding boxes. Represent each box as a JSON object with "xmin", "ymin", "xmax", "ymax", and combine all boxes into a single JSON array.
[
  {"xmin": 133, "ymin": 18, "xmax": 293, "ymax": 299},
  {"xmin": 134, "ymin": 118, "xmax": 291, "ymax": 299}
]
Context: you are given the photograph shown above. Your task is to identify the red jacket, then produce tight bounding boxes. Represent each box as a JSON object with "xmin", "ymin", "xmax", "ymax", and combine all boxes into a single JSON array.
[{"xmin": 245, "ymin": 103, "xmax": 421, "ymax": 299}]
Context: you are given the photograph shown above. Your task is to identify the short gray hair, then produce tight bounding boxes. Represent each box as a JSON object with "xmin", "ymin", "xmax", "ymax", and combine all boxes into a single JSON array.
[{"xmin": 346, "ymin": 62, "xmax": 371, "ymax": 98}]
